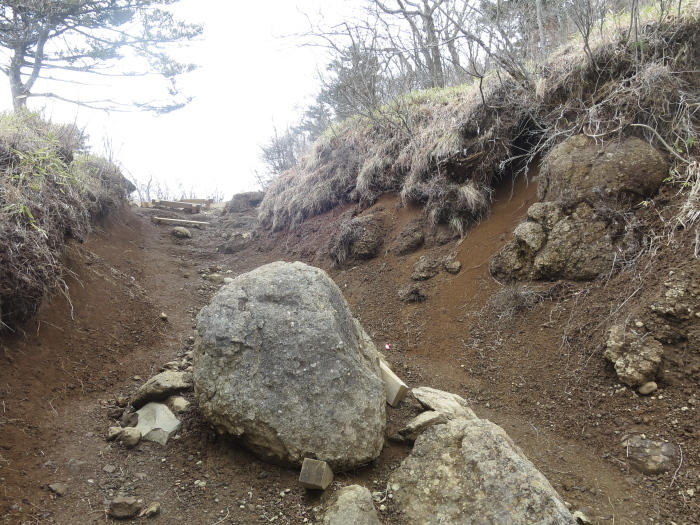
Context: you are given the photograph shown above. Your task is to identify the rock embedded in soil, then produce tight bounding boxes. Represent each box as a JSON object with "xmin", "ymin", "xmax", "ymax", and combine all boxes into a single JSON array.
[
  {"xmin": 540, "ymin": 135, "xmax": 668, "ymax": 204},
  {"xmin": 107, "ymin": 496, "xmax": 143, "ymax": 519},
  {"xmin": 130, "ymin": 371, "xmax": 193, "ymax": 408},
  {"xmin": 604, "ymin": 325, "xmax": 663, "ymax": 386},
  {"xmin": 138, "ymin": 501, "xmax": 161, "ymax": 518},
  {"xmin": 166, "ymin": 396, "xmax": 191, "ymax": 413},
  {"xmin": 323, "ymin": 485, "xmax": 382, "ymax": 525},
  {"xmin": 390, "ymin": 418, "xmax": 576, "ymax": 524},
  {"xmin": 411, "ymin": 257, "xmax": 440, "ymax": 281},
  {"xmin": 172, "ymin": 226, "xmax": 192, "ymax": 239},
  {"xmin": 411, "ymin": 387, "xmax": 477, "ymax": 420},
  {"xmin": 106, "ymin": 426, "xmax": 123, "ymax": 441},
  {"xmin": 397, "ymin": 284, "xmax": 427, "ymax": 303},
  {"xmin": 193, "ymin": 261, "xmax": 386, "ymax": 470},
  {"xmin": 622, "ymin": 436, "xmax": 677, "ymax": 475},
  {"xmin": 444, "ymin": 260, "xmax": 462, "ymax": 274}
]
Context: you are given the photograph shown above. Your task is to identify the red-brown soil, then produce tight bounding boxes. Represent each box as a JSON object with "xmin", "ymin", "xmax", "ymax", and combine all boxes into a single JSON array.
[{"xmin": 1, "ymin": 172, "xmax": 698, "ymax": 524}]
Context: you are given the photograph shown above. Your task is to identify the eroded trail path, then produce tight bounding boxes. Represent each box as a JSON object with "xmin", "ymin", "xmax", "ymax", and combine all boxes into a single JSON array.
[{"xmin": 0, "ymin": 194, "xmax": 696, "ymax": 524}]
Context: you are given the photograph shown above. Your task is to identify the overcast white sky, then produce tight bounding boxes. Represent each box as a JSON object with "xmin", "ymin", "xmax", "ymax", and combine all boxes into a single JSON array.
[{"xmin": 0, "ymin": 0, "xmax": 352, "ymax": 200}]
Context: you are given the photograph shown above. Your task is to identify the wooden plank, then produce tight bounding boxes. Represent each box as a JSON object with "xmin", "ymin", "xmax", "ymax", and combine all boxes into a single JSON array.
[
  {"xmin": 151, "ymin": 217, "xmax": 209, "ymax": 228},
  {"xmin": 380, "ymin": 361, "xmax": 409, "ymax": 407},
  {"xmin": 298, "ymin": 458, "xmax": 333, "ymax": 490},
  {"xmin": 152, "ymin": 199, "xmax": 195, "ymax": 208},
  {"xmin": 179, "ymin": 199, "xmax": 214, "ymax": 209}
]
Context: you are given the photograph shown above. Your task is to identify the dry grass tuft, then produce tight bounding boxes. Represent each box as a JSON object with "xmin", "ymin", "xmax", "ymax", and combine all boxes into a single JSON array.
[
  {"xmin": 0, "ymin": 111, "xmax": 130, "ymax": 328},
  {"xmin": 260, "ymin": 11, "xmax": 700, "ymax": 237}
]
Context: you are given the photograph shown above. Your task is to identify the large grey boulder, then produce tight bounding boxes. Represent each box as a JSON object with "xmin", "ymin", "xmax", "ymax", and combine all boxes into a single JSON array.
[
  {"xmin": 323, "ymin": 485, "xmax": 382, "ymax": 525},
  {"xmin": 193, "ymin": 261, "xmax": 386, "ymax": 469},
  {"xmin": 539, "ymin": 135, "xmax": 668, "ymax": 204},
  {"xmin": 390, "ymin": 418, "xmax": 576, "ymax": 525}
]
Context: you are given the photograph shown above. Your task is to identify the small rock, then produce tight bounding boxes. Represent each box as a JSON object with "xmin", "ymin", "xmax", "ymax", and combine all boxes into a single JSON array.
[
  {"xmin": 107, "ymin": 496, "xmax": 143, "ymax": 519},
  {"xmin": 120, "ymin": 411, "xmax": 138, "ymax": 428},
  {"xmin": 106, "ymin": 427, "xmax": 123, "ymax": 441},
  {"xmin": 411, "ymin": 257, "xmax": 440, "ymax": 281},
  {"xmin": 103, "ymin": 464, "xmax": 117, "ymax": 474},
  {"xmin": 120, "ymin": 427, "xmax": 142, "ymax": 448},
  {"xmin": 623, "ymin": 435, "xmax": 676, "ymax": 475},
  {"xmin": 166, "ymin": 396, "xmax": 191, "ymax": 413},
  {"xmin": 207, "ymin": 273, "xmax": 225, "ymax": 283},
  {"xmin": 572, "ymin": 510, "xmax": 594, "ymax": 525},
  {"xmin": 159, "ymin": 312, "xmax": 168, "ymax": 321},
  {"xmin": 162, "ymin": 361, "xmax": 180, "ymax": 371},
  {"xmin": 115, "ymin": 396, "xmax": 128, "ymax": 407},
  {"xmin": 638, "ymin": 381, "xmax": 658, "ymax": 395},
  {"xmin": 397, "ymin": 284, "xmax": 427, "ymax": 303},
  {"xmin": 172, "ymin": 227, "xmax": 192, "ymax": 239},
  {"xmin": 107, "ymin": 407, "xmax": 124, "ymax": 419},
  {"xmin": 48, "ymin": 483, "xmax": 67, "ymax": 496},
  {"xmin": 138, "ymin": 501, "xmax": 161, "ymax": 518},
  {"xmin": 444, "ymin": 260, "xmax": 462, "ymax": 274}
]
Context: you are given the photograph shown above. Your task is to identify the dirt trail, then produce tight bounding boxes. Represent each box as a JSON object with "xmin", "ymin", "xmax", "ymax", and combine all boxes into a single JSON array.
[{"xmin": 1, "ymin": 179, "xmax": 698, "ymax": 524}]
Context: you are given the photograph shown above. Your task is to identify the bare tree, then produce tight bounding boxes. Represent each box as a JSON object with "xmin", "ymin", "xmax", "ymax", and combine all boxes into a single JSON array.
[{"xmin": 0, "ymin": 0, "xmax": 202, "ymax": 112}]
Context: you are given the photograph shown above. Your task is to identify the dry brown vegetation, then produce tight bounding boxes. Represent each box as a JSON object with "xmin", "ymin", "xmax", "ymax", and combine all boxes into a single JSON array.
[
  {"xmin": 0, "ymin": 111, "xmax": 131, "ymax": 328},
  {"xmin": 259, "ymin": 9, "xmax": 700, "ymax": 239}
]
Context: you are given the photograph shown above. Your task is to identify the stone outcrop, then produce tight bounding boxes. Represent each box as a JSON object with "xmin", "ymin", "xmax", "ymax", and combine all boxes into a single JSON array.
[
  {"xmin": 491, "ymin": 135, "xmax": 668, "ymax": 282},
  {"xmin": 223, "ymin": 191, "xmax": 265, "ymax": 214},
  {"xmin": 193, "ymin": 261, "xmax": 386, "ymax": 470},
  {"xmin": 539, "ymin": 135, "xmax": 668, "ymax": 204},
  {"xmin": 490, "ymin": 202, "xmax": 640, "ymax": 281},
  {"xmin": 330, "ymin": 214, "xmax": 386, "ymax": 265},
  {"xmin": 604, "ymin": 324, "xmax": 663, "ymax": 386},
  {"xmin": 390, "ymin": 418, "xmax": 576, "ymax": 524}
]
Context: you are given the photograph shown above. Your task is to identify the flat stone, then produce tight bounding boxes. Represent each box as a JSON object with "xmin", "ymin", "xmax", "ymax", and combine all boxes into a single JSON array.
[
  {"xmin": 411, "ymin": 387, "xmax": 477, "ymax": 420},
  {"xmin": 134, "ymin": 403, "xmax": 181, "ymax": 446},
  {"xmin": 299, "ymin": 458, "xmax": 334, "ymax": 490},
  {"xmin": 103, "ymin": 464, "xmax": 117, "ymax": 474},
  {"xmin": 623, "ymin": 436, "xmax": 676, "ymax": 475},
  {"xmin": 399, "ymin": 411, "xmax": 448, "ymax": 442},
  {"xmin": 107, "ymin": 496, "xmax": 143, "ymax": 519},
  {"xmin": 130, "ymin": 371, "xmax": 193, "ymax": 408},
  {"xmin": 48, "ymin": 483, "xmax": 67, "ymax": 496}
]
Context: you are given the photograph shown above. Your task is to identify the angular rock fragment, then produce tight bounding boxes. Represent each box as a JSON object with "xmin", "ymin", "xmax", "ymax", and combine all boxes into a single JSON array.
[
  {"xmin": 134, "ymin": 403, "xmax": 181, "ymax": 446},
  {"xmin": 299, "ymin": 458, "xmax": 334, "ymax": 490},
  {"xmin": 622, "ymin": 435, "xmax": 676, "ymax": 475},
  {"xmin": 398, "ymin": 411, "xmax": 448, "ymax": 442},
  {"xmin": 107, "ymin": 496, "xmax": 143, "ymax": 519},
  {"xmin": 411, "ymin": 387, "xmax": 477, "ymax": 420},
  {"xmin": 130, "ymin": 371, "xmax": 193, "ymax": 408}
]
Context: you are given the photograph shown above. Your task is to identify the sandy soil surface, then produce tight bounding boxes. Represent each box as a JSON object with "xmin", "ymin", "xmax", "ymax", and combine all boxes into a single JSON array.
[{"xmin": 1, "ymin": 172, "xmax": 698, "ymax": 524}]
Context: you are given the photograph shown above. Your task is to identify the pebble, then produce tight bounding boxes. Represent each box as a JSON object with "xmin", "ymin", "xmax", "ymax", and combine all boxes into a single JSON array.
[
  {"xmin": 107, "ymin": 496, "xmax": 143, "ymax": 519},
  {"xmin": 48, "ymin": 483, "xmax": 67, "ymax": 496},
  {"xmin": 120, "ymin": 427, "xmax": 142, "ymax": 448},
  {"xmin": 103, "ymin": 465, "xmax": 117, "ymax": 474},
  {"xmin": 638, "ymin": 382, "xmax": 658, "ymax": 395},
  {"xmin": 138, "ymin": 501, "xmax": 161, "ymax": 518}
]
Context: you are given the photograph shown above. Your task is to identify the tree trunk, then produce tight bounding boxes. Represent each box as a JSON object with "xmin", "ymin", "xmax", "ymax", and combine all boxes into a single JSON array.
[{"xmin": 535, "ymin": 0, "xmax": 546, "ymax": 57}]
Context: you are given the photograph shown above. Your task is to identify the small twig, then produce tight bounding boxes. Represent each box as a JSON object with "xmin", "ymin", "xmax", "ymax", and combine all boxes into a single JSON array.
[
  {"xmin": 210, "ymin": 508, "xmax": 230, "ymax": 525},
  {"xmin": 669, "ymin": 444, "xmax": 684, "ymax": 488}
]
